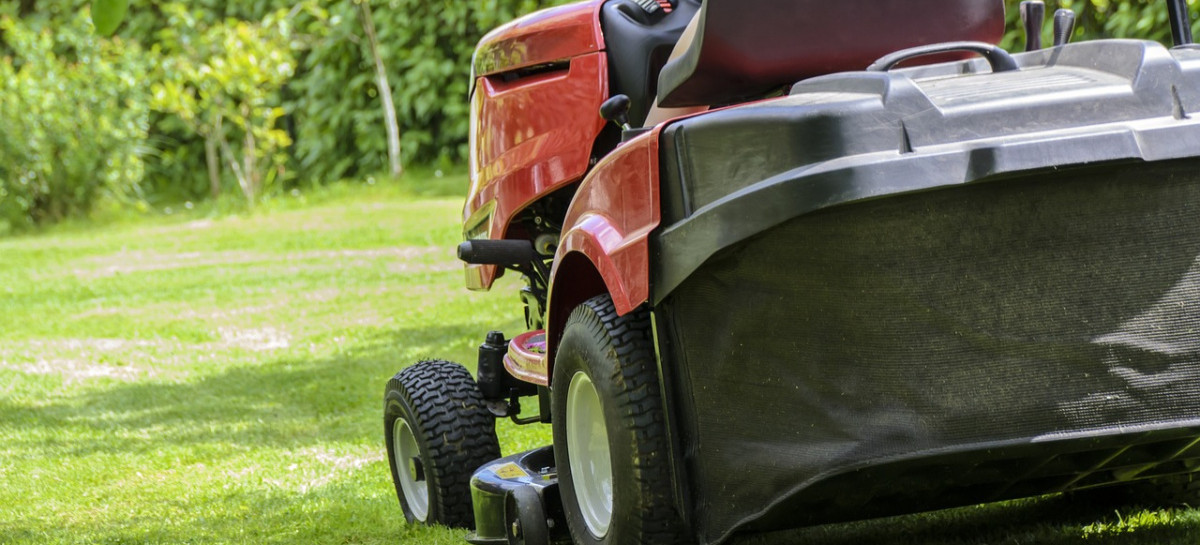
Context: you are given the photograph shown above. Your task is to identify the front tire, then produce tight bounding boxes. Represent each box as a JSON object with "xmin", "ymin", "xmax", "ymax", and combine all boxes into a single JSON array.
[
  {"xmin": 384, "ymin": 359, "xmax": 501, "ymax": 527},
  {"xmin": 552, "ymin": 295, "xmax": 684, "ymax": 544}
]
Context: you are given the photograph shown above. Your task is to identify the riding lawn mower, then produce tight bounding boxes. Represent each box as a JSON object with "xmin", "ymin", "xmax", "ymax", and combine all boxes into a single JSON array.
[{"xmin": 385, "ymin": 1, "xmax": 1200, "ymax": 543}]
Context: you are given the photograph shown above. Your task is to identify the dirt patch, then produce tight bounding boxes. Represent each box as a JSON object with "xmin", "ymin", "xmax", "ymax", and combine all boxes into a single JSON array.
[
  {"xmin": 0, "ymin": 331, "xmax": 296, "ymax": 383},
  {"xmin": 263, "ymin": 449, "xmax": 384, "ymax": 493},
  {"xmin": 74, "ymin": 247, "xmax": 452, "ymax": 279},
  {"xmin": 216, "ymin": 327, "xmax": 291, "ymax": 351},
  {"xmin": 8, "ymin": 358, "xmax": 148, "ymax": 382},
  {"xmin": 0, "ymin": 339, "xmax": 179, "ymax": 382}
]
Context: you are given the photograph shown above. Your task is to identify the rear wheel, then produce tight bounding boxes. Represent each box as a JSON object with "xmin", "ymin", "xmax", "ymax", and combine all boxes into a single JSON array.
[
  {"xmin": 552, "ymin": 295, "xmax": 684, "ymax": 544},
  {"xmin": 384, "ymin": 359, "xmax": 501, "ymax": 527}
]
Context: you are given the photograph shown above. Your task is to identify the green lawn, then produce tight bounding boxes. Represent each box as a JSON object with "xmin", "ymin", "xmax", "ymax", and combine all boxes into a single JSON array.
[{"xmin": 1, "ymin": 177, "xmax": 1198, "ymax": 544}]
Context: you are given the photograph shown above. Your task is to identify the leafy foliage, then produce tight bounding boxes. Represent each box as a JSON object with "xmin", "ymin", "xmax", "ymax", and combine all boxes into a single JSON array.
[
  {"xmin": 1000, "ymin": 0, "xmax": 1200, "ymax": 50},
  {"xmin": 124, "ymin": 0, "xmax": 1200, "ymax": 188},
  {"xmin": 0, "ymin": 12, "xmax": 149, "ymax": 232},
  {"xmin": 149, "ymin": 2, "xmax": 318, "ymax": 203},
  {"xmin": 90, "ymin": 0, "xmax": 128, "ymax": 35},
  {"xmin": 285, "ymin": 1, "xmax": 391, "ymax": 184},
  {"xmin": 5, "ymin": 0, "xmax": 1200, "ymax": 228}
]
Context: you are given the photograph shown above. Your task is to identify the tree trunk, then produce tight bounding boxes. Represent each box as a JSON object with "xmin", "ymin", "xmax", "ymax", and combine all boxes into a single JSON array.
[
  {"xmin": 243, "ymin": 103, "xmax": 259, "ymax": 199},
  {"xmin": 218, "ymin": 131, "xmax": 254, "ymax": 206},
  {"xmin": 204, "ymin": 125, "xmax": 221, "ymax": 199},
  {"xmin": 357, "ymin": 0, "xmax": 403, "ymax": 177}
]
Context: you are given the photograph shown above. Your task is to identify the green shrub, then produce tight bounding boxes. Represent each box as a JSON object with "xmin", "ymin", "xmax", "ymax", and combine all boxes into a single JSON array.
[
  {"xmin": 149, "ymin": 2, "xmax": 310, "ymax": 204},
  {"xmin": 0, "ymin": 12, "xmax": 149, "ymax": 231},
  {"xmin": 281, "ymin": 1, "xmax": 380, "ymax": 184}
]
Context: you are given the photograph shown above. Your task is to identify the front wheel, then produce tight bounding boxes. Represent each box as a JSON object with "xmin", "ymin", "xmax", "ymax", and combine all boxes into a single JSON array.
[
  {"xmin": 552, "ymin": 295, "xmax": 684, "ymax": 544},
  {"xmin": 384, "ymin": 359, "xmax": 501, "ymax": 527}
]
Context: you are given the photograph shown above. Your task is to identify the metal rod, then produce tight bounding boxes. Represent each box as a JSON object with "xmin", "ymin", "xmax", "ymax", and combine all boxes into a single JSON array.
[{"xmin": 1168, "ymin": 0, "xmax": 1193, "ymax": 46}]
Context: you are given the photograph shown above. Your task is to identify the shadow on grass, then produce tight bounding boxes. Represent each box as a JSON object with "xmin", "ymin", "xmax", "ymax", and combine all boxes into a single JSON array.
[{"xmin": 0, "ymin": 323, "xmax": 490, "ymax": 459}]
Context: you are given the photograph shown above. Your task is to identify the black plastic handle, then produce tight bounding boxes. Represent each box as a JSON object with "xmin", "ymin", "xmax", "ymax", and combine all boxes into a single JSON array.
[
  {"xmin": 458, "ymin": 240, "xmax": 539, "ymax": 266},
  {"xmin": 1168, "ymin": 0, "xmax": 1194, "ymax": 46},
  {"xmin": 1020, "ymin": 1, "xmax": 1045, "ymax": 51},
  {"xmin": 600, "ymin": 94, "xmax": 633, "ymax": 130},
  {"xmin": 1053, "ymin": 9, "xmax": 1077, "ymax": 47},
  {"xmin": 867, "ymin": 41, "xmax": 1020, "ymax": 73}
]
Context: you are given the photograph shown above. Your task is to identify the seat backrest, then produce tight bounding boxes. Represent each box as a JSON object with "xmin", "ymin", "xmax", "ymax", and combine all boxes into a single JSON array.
[{"xmin": 657, "ymin": 0, "xmax": 1006, "ymax": 108}]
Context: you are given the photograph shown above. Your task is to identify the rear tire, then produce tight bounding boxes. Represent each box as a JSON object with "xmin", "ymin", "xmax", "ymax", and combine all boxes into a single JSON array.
[
  {"xmin": 384, "ymin": 359, "xmax": 501, "ymax": 527},
  {"xmin": 552, "ymin": 295, "xmax": 684, "ymax": 544}
]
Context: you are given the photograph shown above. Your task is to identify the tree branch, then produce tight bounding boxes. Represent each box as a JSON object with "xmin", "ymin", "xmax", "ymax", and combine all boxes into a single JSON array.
[{"xmin": 357, "ymin": 0, "xmax": 403, "ymax": 177}]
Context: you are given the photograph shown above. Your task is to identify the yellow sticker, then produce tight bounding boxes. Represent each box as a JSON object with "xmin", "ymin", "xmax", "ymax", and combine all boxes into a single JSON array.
[{"xmin": 493, "ymin": 463, "xmax": 529, "ymax": 480}]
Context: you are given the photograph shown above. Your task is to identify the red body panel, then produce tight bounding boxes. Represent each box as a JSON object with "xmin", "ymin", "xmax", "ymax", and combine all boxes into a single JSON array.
[
  {"xmin": 501, "ymin": 132, "xmax": 661, "ymax": 384},
  {"xmin": 464, "ymin": 1, "xmax": 610, "ymax": 291},
  {"xmin": 473, "ymin": 1, "xmax": 606, "ymax": 78},
  {"xmin": 544, "ymin": 132, "xmax": 661, "ymax": 361}
]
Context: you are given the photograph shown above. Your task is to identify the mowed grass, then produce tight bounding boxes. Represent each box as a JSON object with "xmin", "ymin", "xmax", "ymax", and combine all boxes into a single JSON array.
[
  {"xmin": 0, "ymin": 179, "xmax": 545, "ymax": 544},
  {"xmin": 2, "ymin": 176, "xmax": 1200, "ymax": 544}
]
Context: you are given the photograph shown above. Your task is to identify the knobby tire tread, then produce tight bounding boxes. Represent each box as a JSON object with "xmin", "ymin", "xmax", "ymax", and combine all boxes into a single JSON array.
[
  {"xmin": 386, "ymin": 359, "xmax": 500, "ymax": 528},
  {"xmin": 559, "ymin": 295, "xmax": 684, "ymax": 544}
]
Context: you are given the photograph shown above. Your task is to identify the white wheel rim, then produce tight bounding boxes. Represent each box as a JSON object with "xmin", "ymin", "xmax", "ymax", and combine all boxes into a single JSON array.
[
  {"xmin": 393, "ymin": 418, "xmax": 429, "ymax": 521},
  {"xmin": 566, "ymin": 371, "xmax": 613, "ymax": 538}
]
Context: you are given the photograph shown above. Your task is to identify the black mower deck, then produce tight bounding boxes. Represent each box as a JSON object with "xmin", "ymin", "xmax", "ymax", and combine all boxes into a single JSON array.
[{"xmin": 650, "ymin": 39, "xmax": 1200, "ymax": 544}]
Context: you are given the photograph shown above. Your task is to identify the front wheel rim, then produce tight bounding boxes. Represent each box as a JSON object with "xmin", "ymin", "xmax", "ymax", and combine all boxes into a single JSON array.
[
  {"xmin": 566, "ymin": 371, "xmax": 613, "ymax": 538},
  {"xmin": 393, "ymin": 418, "xmax": 429, "ymax": 521}
]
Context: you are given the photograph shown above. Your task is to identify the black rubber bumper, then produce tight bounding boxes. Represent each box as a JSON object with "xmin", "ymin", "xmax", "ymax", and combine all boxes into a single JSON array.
[{"xmin": 467, "ymin": 446, "xmax": 566, "ymax": 545}]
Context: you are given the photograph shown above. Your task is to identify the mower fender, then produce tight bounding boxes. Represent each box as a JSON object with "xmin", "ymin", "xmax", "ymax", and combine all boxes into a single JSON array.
[
  {"xmin": 557, "ymin": 217, "xmax": 652, "ymax": 317},
  {"xmin": 546, "ymin": 131, "xmax": 660, "ymax": 358}
]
